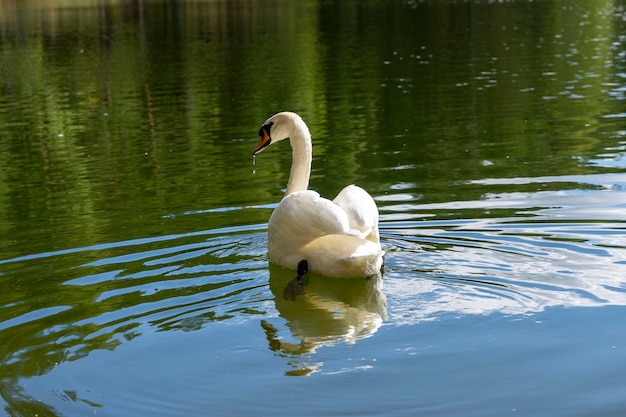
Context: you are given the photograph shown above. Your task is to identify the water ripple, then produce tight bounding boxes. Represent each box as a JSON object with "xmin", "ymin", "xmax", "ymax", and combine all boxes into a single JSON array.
[
  {"xmin": 382, "ymin": 212, "xmax": 626, "ymax": 325},
  {"xmin": 0, "ymin": 219, "xmax": 388, "ymax": 378},
  {"xmin": 0, "ymin": 225, "xmax": 271, "ymax": 378},
  {"xmin": 1, "ymin": 183, "xmax": 626, "ymax": 381}
]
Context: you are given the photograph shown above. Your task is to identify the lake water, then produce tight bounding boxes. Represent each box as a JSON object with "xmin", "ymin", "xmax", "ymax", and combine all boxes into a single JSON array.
[{"xmin": 1, "ymin": 0, "xmax": 626, "ymax": 415}]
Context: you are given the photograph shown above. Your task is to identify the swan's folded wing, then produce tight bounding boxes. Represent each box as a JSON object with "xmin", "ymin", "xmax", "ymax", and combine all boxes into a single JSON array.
[
  {"xmin": 269, "ymin": 190, "xmax": 351, "ymax": 245},
  {"xmin": 333, "ymin": 184, "xmax": 380, "ymax": 239}
]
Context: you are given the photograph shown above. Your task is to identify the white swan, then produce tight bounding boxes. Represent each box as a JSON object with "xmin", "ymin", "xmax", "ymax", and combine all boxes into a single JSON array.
[{"xmin": 252, "ymin": 111, "xmax": 384, "ymax": 278}]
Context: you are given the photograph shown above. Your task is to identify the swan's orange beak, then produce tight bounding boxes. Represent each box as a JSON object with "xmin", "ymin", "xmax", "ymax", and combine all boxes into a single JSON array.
[{"xmin": 253, "ymin": 126, "xmax": 272, "ymax": 155}]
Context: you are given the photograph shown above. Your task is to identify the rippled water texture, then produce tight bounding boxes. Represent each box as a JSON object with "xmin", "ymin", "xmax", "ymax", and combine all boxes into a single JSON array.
[{"xmin": 1, "ymin": 0, "xmax": 626, "ymax": 416}]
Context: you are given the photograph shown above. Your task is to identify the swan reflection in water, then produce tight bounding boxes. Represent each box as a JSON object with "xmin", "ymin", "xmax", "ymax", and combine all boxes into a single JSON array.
[{"xmin": 262, "ymin": 263, "xmax": 387, "ymax": 376}]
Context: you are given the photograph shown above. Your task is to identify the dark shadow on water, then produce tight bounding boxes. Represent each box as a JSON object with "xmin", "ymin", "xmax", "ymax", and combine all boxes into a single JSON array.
[{"xmin": 281, "ymin": 259, "xmax": 310, "ymax": 301}]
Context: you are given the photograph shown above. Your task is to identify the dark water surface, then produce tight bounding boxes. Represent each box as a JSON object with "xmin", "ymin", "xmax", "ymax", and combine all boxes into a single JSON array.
[{"xmin": 1, "ymin": 0, "xmax": 626, "ymax": 416}]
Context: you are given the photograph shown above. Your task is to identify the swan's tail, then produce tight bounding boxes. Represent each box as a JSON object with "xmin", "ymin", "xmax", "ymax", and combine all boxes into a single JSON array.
[{"xmin": 299, "ymin": 235, "xmax": 384, "ymax": 278}]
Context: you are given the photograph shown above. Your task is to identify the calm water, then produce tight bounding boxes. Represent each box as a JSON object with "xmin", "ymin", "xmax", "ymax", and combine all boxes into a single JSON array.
[{"xmin": 1, "ymin": 0, "xmax": 626, "ymax": 415}]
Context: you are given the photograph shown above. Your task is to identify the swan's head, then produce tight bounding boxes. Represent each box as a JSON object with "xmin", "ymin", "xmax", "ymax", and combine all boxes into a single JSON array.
[{"xmin": 252, "ymin": 112, "xmax": 303, "ymax": 155}]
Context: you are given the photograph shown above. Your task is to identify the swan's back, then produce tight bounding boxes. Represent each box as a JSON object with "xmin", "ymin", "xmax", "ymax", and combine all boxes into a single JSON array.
[
  {"xmin": 268, "ymin": 190, "xmax": 350, "ymax": 269},
  {"xmin": 267, "ymin": 188, "xmax": 384, "ymax": 278}
]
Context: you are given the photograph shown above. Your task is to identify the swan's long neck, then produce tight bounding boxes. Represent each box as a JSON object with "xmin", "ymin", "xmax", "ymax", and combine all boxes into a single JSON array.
[{"xmin": 285, "ymin": 118, "xmax": 312, "ymax": 195}]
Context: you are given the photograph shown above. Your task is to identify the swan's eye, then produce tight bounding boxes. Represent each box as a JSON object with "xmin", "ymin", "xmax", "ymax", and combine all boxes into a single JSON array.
[
  {"xmin": 253, "ymin": 122, "xmax": 274, "ymax": 155},
  {"xmin": 258, "ymin": 122, "xmax": 274, "ymax": 137}
]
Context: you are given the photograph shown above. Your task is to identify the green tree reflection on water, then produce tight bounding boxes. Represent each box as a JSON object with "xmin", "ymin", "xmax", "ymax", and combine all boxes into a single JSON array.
[{"xmin": 0, "ymin": 0, "xmax": 620, "ymax": 258}]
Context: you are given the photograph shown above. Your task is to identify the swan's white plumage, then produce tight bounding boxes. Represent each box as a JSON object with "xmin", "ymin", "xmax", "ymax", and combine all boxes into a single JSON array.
[
  {"xmin": 253, "ymin": 112, "xmax": 384, "ymax": 278},
  {"xmin": 333, "ymin": 184, "xmax": 380, "ymax": 241},
  {"xmin": 267, "ymin": 190, "xmax": 349, "ymax": 263}
]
